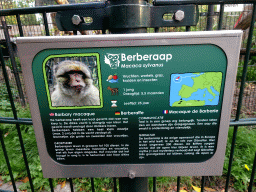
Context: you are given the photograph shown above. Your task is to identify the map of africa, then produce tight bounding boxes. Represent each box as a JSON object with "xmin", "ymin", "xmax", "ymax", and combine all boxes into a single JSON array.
[{"xmin": 170, "ymin": 72, "xmax": 222, "ymax": 107}]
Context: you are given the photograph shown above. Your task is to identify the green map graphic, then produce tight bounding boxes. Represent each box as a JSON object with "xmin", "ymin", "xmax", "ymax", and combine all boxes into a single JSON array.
[{"xmin": 170, "ymin": 72, "xmax": 222, "ymax": 107}]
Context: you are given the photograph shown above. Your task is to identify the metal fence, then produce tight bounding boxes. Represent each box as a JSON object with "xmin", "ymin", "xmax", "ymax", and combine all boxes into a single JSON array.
[{"xmin": 0, "ymin": 0, "xmax": 256, "ymax": 191}]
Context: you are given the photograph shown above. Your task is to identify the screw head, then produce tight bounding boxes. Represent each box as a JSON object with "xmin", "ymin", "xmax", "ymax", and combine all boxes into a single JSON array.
[
  {"xmin": 128, "ymin": 171, "xmax": 136, "ymax": 179},
  {"xmin": 174, "ymin": 10, "xmax": 185, "ymax": 21},
  {"xmin": 72, "ymin": 15, "xmax": 82, "ymax": 25}
]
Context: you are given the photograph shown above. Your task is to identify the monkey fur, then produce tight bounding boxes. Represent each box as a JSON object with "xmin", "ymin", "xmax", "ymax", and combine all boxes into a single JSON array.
[{"xmin": 51, "ymin": 60, "xmax": 100, "ymax": 107}]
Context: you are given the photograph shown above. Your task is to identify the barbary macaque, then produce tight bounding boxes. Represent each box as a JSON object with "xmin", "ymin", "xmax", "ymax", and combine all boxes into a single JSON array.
[{"xmin": 51, "ymin": 60, "xmax": 100, "ymax": 107}]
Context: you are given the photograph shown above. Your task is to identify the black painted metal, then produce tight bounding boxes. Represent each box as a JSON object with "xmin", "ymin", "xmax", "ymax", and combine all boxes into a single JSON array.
[
  {"xmin": 16, "ymin": 14, "xmax": 24, "ymax": 37},
  {"xmin": 69, "ymin": 178, "xmax": 74, "ymax": 192},
  {"xmin": 217, "ymin": 4, "xmax": 224, "ymax": 30},
  {"xmin": 0, "ymin": 2, "xmax": 106, "ymax": 16},
  {"xmin": 153, "ymin": 0, "xmax": 256, "ymax": 5},
  {"xmin": 0, "ymin": 48, "xmax": 18, "ymax": 192},
  {"xmin": 0, "ymin": 131, "xmax": 17, "ymax": 192},
  {"xmin": 55, "ymin": 3, "xmax": 198, "ymax": 32},
  {"xmin": 225, "ymin": 4, "xmax": 256, "ymax": 192},
  {"xmin": 201, "ymin": 176, "xmax": 205, "ymax": 192},
  {"xmin": 0, "ymin": 40, "xmax": 34, "ymax": 192},
  {"xmin": 0, "ymin": 117, "xmax": 33, "ymax": 125},
  {"xmin": 91, "ymin": 178, "xmax": 95, "ymax": 192},
  {"xmin": 229, "ymin": 119, "xmax": 256, "ymax": 126},
  {"xmin": 225, "ymin": 125, "xmax": 238, "ymax": 192},
  {"xmin": 153, "ymin": 177, "xmax": 156, "ymax": 192},
  {"xmin": 177, "ymin": 176, "xmax": 180, "ymax": 192},
  {"xmin": 49, "ymin": 178, "xmax": 54, "ymax": 192},
  {"xmin": 119, "ymin": 177, "xmax": 148, "ymax": 192},
  {"xmin": 248, "ymin": 152, "xmax": 256, "ymax": 192},
  {"xmin": 113, "ymin": 178, "xmax": 117, "ymax": 192},
  {"xmin": 1, "ymin": 19, "xmax": 26, "ymax": 107},
  {"xmin": 206, "ymin": 5, "xmax": 214, "ymax": 30},
  {"xmin": 235, "ymin": 3, "xmax": 256, "ymax": 121},
  {"xmin": 43, "ymin": 12, "xmax": 50, "ymax": 36}
]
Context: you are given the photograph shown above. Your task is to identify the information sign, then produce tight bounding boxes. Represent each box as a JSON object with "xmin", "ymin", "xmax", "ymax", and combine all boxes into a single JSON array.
[{"xmin": 17, "ymin": 31, "xmax": 242, "ymax": 178}]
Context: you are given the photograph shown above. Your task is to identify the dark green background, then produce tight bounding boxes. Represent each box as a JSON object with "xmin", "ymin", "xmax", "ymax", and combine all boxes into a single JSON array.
[{"xmin": 32, "ymin": 44, "xmax": 227, "ymax": 165}]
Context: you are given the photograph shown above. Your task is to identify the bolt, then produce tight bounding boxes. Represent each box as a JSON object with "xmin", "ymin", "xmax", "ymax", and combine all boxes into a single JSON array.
[
  {"xmin": 174, "ymin": 10, "xmax": 185, "ymax": 21},
  {"xmin": 128, "ymin": 171, "xmax": 136, "ymax": 179},
  {"xmin": 72, "ymin": 15, "xmax": 82, "ymax": 25}
]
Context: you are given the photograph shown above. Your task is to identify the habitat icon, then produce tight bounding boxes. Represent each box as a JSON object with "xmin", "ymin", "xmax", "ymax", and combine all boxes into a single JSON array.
[{"xmin": 104, "ymin": 53, "xmax": 120, "ymax": 69}]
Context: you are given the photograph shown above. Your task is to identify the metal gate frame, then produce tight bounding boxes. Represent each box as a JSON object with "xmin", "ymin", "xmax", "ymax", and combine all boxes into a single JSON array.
[{"xmin": 0, "ymin": 0, "xmax": 256, "ymax": 191}]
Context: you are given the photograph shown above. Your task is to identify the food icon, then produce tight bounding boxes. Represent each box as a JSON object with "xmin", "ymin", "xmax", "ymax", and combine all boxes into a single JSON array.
[{"xmin": 107, "ymin": 74, "xmax": 119, "ymax": 83}]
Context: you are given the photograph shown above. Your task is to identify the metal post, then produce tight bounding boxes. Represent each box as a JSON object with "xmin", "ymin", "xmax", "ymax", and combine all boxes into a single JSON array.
[
  {"xmin": 201, "ymin": 176, "xmax": 205, "ymax": 192},
  {"xmin": 119, "ymin": 177, "xmax": 148, "ymax": 192},
  {"xmin": 108, "ymin": 0, "xmax": 149, "ymax": 190},
  {"xmin": 218, "ymin": 4, "xmax": 224, "ymax": 30},
  {"xmin": 206, "ymin": 5, "xmax": 214, "ymax": 31},
  {"xmin": 108, "ymin": 0, "xmax": 148, "ymax": 34}
]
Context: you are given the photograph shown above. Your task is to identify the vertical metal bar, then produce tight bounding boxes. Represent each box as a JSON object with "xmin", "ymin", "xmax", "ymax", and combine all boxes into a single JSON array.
[
  {"xmin": 113, "ymin": 177, "xmax": 117, "ymax": 192},
  {"xmin": 225, "ymin": 5, "xmax": 256, "ymax": 191},
  {"xmin": 235, "ymin": 3, "xmax": 256, "ymax": 121},
  {"xmin": 91, "ymin": 178, "xmax": 95, "ymax": 192},
  {"xmin": 248, "ymin": 152, "xmax": 256, "ymax": 192},
  {"xmin": 218, "ymin": 4, "xmax": 224, "ymax": 30},
  {"xmin": 201, "ymin": 176, "xmax": 205, "ymax": 192},
  {"xmin": 0, "ymin": 47, "xmax": 17, "ymax": 118},
  {"xmin": 1, "ymin": 17, "xmax": 26, "ymax": 106},
  {"xmin": 73, "ymin": 30, "xmax": 78, "ymax": 35},
  {"xmin": 49, "ymin": 178, "xmax": 54, "ymax": 192},
  {"xmin": 225, "ymin": 125, "xmax": 238, "ymax": 192},
  {"xmin": 186, "ymin": 26, "xmax": 190, "ymax": 31},
  {"xmin": 199, "ymin": 5, "xmax": 202, "ymax": 31},
  {"xmin": 0, "ymin": 31, "xmax": 34, "ymax": 192},
  {"xmin": 16, "ymin": 14, "xmax": 24, "ymax": 37},
  {"xmin": 206, "ymin": 5, "xmax": 214, "ymax": 31},
  {"xmin": 177, "ymin": 176, "xmax": 180, "ymax": 192},
  {"xmin": 68, "ymin": 178, "xmax": 74, "ymax": 192},
  {"xmin": 0, "ymin": 124, "xmax": 17, "ymax": 192},
  {"xmin": 15, "ymin": 125, "xmax": 35, "ymax": 192},
  {"xmin": 153, "ymin": 177, "xmax": 156, "ymax": 192},
  {"xmin": 43, "ymin": 12, "xmax": 50, "ymax": 36}
]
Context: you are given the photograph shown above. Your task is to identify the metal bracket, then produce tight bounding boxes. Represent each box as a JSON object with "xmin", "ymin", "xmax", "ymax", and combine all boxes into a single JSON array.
[{"xmin": 55, "ymin": 1, "xmax": 198, "ymax": 32}]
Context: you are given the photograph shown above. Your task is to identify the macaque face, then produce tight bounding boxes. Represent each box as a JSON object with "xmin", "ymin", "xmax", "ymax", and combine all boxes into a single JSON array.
[
  {"xmin": 67, "ymin": 71, "xmax": 86, "ymax": 93},
  {"xmin": 57, "ymin": 69, "xmax": 91, "ymax": 96},
  {"xmin": 51, "ymin": 60, "xmax": 100, "ymax": 107}
]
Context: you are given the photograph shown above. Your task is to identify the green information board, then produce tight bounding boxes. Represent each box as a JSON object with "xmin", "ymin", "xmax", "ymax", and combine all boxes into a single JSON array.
[{"xmin": 17, "ymin": 31, "xmax": 242, "ymax": 178}]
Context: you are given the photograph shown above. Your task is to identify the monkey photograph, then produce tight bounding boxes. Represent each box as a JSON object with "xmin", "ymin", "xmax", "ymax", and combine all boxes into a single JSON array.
[{"xmin": 45, "ymin": 57, "xmax": 101, "ymax": 107}]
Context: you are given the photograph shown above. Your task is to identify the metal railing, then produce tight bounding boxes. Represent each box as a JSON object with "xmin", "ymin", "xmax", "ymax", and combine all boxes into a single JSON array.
[{"xmin": 0, "ymin": 0, "xmax": 256, "ymax": 191}]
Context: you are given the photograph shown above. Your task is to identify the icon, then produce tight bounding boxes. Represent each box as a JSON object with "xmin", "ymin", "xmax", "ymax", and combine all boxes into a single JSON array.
[
  {"xmin": 104, "ymin": 54, "xmax": 120, "ymax": 69},
  {"xmin": 107, "ymin": 74, "xmax": 119, "ymax": 83},
  {"xmin": 175, "ymin": 76, "xmax": 180, "ymax": 81},
  {"xmin": 115, "ymin": 111, "xmax": 121, "ymax": 115},
  {"xmin": 107, "ymin": 86, "xmax": 119, "ymax": 95},
  {"xmin": 163, "ymin": 110, "xmax": 168, "ymax": 114},
  {"xmin": 174, "ymin": 75, "xmax": 182, "ymax": 83},
  {"xmin": 111, "ymin": 100, "xmax": 117, "ymax": 107},
  {"xmin": 49, "ymin": 113, "xmax": 55, "ymax": 116}
]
